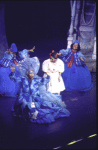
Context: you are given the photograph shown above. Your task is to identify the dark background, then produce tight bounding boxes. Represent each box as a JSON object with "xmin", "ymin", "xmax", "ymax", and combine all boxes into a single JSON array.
[
  {"xmin": 0, "ymin": 1, "xmax": 96, "ymax": 149},
  {"xmin": 4, "ymin": 1, "xmax": 71, "ymax": 54}
]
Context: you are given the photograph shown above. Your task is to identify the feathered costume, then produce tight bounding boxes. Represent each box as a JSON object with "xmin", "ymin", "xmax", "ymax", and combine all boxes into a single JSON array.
[{"xmin": 9, "ymin": 57, "xmax": 70, "ymax": 124}]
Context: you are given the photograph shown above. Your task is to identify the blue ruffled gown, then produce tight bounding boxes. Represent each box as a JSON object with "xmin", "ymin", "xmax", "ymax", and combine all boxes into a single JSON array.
[
  {"xmin": 0, "ymin": 51, "xmax": 20, "ymax": 97},
  {"xmin": 9, "ymin": 72, "xmax": 70, "ymax": 124},
  {"xmin": 59, "ymin": 48, "xmax": 93, "ymax": 91}
]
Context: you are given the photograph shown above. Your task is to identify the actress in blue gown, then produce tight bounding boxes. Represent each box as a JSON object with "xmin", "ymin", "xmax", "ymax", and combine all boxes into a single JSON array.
[
  {"xmin": 0, "ymin": 44, "xmax": 35, "ymax": 97},
  {"xmin": 9, "ymin": 57, "xmax": 70, "ymax": 124},
  {"xmin": 58, "ymin": 40, "xmax": 93, "ymax": 91},
  {"xmin": 0, "ymin": 43, "xmax": 20, "ymax": 97}
]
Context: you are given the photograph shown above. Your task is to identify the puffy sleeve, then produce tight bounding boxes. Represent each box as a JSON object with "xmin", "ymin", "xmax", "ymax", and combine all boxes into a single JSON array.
[
  {"xmin": 18, "ymin": 49, "xmax": 29, "ymax": 60},
  {"xmin": 42, "ymin": 59, "xmax": 50, "ymax": 73},
  {"xmin": 3, "ymin": 51, "xmax": 13, "ymax": 60},
  {"xmin": 36, "ymin": 75, "xmax": 50, "ymax": 86},
  {"xmin": 77, "ymin": 51, "xmax": 86, "ymax": 61},
  {"xmin": 13, "ymin": 56, "xmax": 19, "ymax": 63},
  {"xmin": 59, "ymin": 48, "xmax": 70, "ymax": 57},
  {"xmin": 57, "ymin": 59, "xmax": 65, "ymax": 73},
  {"xmin": 9, "ymin": 72, "xmax": 22, "ymax": 83}
]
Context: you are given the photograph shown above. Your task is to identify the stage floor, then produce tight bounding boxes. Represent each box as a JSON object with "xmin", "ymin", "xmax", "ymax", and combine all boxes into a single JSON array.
[{"xmin": 0, "ymin": 72, "xmax": 96, "ymax": 149}]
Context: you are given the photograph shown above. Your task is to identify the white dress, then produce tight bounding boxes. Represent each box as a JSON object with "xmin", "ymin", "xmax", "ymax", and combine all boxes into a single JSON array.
[{"xmin": 42, "ymin": 58, "xmax": 65, "ymax": 93}]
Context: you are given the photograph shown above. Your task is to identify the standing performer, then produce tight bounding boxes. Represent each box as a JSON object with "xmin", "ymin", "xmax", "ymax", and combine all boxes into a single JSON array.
[
  {"xmin": 0, "ymin": 43, "xmax": 35, "ymax": 97},
  {"xmin": 42, "ymin": 50, "xmax": 65, "ymax": 95},
  {"xmin": 0, "ymin": 43, "xmax": 20, "ymax": 97},
  {"xmin": 9, "ymin": 57, "xmax": 70, "ymax": 124},
  {"xmin": 58, "ymin": 40, "xmax": 93, "ymax": 91}
]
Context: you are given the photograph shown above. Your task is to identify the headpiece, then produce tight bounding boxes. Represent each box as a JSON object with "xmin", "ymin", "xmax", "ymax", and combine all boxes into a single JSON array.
[
  {"xmin": 73, "ymin": 40, "xmax": 80, "ymax": 45},
  {"xmin": 16, "ymin": 57, "xmax": 40, "ymax": 77},
  {"xmin": 10, "ymin": 43, "xmax": 17, "ymax": 53},
  {"xmin": 49, "ymin": 50, "xmax": 58, "ymax": 59}
]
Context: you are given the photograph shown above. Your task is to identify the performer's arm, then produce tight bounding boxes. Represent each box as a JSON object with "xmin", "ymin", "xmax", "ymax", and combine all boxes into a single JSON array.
[
  {"xmin": 58, "ymin": 48, "xmax": 70, "ymax": 57},
  {"xmin": 77, "ymin": 51, "xmax": 86, "ymax": 61},
  {"xmin": 4, "ymin": 51, "xmax": 13, "ymax": 59},
  {"xmin": 9, "ymin": 67, "xmax": 22, "ymax": 83},
  {"xmin": 80, "ymin": 57, "xmax": 84, "ymax": 61},
  {"xmin": 28, "ymin": 46, "xmax": 35, "ymax": 52},
  {"xmin": 37, "ymin": 75, "xmax": 50, "ymax": 86}
]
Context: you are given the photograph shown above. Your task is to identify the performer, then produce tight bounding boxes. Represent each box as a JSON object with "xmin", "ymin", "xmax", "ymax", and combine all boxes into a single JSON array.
[
  {"xmin": 58, "ymin": 40, "xmax": 93, "ymax": 91},
  {"xmin": 17, "ymin": 48, "xmax": 66, "ymax": 108},
  {"xmin": 0, "ymin": 43, "xmax": 20, "ymax": 97},
  {"xmin": 0, "ymin": 43, "xmax": 19, "ymax": 67},
  {"xmin": 9, "ymin": 57, "xmax": 70, "ymax": 124},
  {"xmin": 0, "ymin": 43, "xmax": 35, "ymax": 97},
  {"xmin": 42, "ymin": 50, "xmax": 65, "ymax": 95}
]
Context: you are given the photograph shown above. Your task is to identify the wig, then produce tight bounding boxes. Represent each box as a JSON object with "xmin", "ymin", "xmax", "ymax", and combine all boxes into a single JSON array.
[
  {"xmin": 49, "ymin": 50, "xmax": 58, "ymax": 59},
  {"xmin": 71, "ymin": 40, "xmax": 81, "ymax": 51}
]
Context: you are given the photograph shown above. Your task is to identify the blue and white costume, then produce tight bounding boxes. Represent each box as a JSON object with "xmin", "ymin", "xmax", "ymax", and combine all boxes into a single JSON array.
[
  {"xmin": 0, "ymin": 45, "xmax": 33, "ymax": 97},
  {"xmin": 17, "ymin": 49, "xmax": 30, "ymax": 61},
  {"xmin": 59, "ymin": 40, "xmax": 93, "ymax": 91},
  {"xmin": 9, "ymin": 57, "xmax": 70, "ymax": 124},
  {"xmin": 0, "ymin": 43, "xmax": 20, "ymax": 97}
]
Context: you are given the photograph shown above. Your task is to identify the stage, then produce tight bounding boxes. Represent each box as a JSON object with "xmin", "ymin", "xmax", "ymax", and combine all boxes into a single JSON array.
[{"xmin": 0, "ymin": 71, "xmax": 96, "ymax": 149}]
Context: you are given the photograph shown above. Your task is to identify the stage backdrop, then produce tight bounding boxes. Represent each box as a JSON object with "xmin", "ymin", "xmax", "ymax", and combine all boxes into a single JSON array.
[{"xmin": 0, "ymin": 3, "xmax": 8, "ymax": 59}]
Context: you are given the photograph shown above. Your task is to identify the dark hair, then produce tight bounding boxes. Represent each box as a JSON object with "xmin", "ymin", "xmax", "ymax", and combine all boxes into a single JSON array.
[
  {"xmin": 51, "ymin": 51, "xmax": 58, "ymax": 58},
  {"xmin": 71, "ymin": 43, "xmax": 81, "ymax": 51}
]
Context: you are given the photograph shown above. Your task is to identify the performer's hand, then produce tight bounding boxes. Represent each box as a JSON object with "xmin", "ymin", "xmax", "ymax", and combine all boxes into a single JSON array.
[
  {"xmin": 33, "ymin": 46, "xmax": 35, "ymax": 50},
  {"xmin": 57, "ymin": 53, "xmax": 62, "ymax": 55},
  {"xmin": 29, "ymin": 46, "xmax": 35, "ymax": 52},
  {"xmin": 80, "ymin": 57, "xmax": 84, "ymax": 61},
  {"xmin": 43, "ymin": 73, "xmax": 48, "ymax": 78},
  {"xmin": 58, "ymin": 75, "xmax": 61, "ymax": 82},
  {"xmin": 11, "ymin": 66, "xmax": 16, "ymax": 73},
  {"xmin": 48, "ymin": 68, "xmax": 54, "ymax": 73},
  {"xmin": 32, "ymin": 46, "xmax": 35, "ymax": 52},
  {"xmin": 58, "ymin": 72, "xmax": 61, "ymax": 82},
  {"xmin": 46, "ymin": 72, "xmax": 51, "ymax": 76}
]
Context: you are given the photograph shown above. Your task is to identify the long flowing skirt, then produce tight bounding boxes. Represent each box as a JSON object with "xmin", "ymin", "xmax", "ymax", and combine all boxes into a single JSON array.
[
  {"xmin": 61, "ymin": 62, "xmax": 93, "ymax": 91},
  {"xmin": 0, "ymin": 67, "xmax": 20, "ymax": 97},
  {"xmin": 12, "ymin": 94, "xmax": 70, "ymax": 124}
]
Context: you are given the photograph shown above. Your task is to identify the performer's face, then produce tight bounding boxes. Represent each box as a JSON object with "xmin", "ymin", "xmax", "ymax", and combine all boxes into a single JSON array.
[
  {"xmin": 50, "ymin": 56, "xmax": 57, "ymax": 63},
  {"xmin": 12, "ymin": 52, "xmax": 16, "ymax": 57},
  {"xmin": 73, "ymin": 43, "xmax": 78, "ymax": 50},
  {"xmin": 28, "ymin": 70, "xmax": 34, "ymax": 79}
]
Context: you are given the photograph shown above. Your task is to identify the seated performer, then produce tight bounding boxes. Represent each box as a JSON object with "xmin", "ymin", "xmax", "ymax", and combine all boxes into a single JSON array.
[
  {"xmin": 58, "ymin": 40, "xmax": 93, "ymax": 91},
  {"xmin": 9, "ymin": 57, "xmax": 70, "ymax": 124},
  {"xmin": 0, "ymin": 43, "xmax": 35, "ymax": 97},
  {"xmin": 42, "ymin": 50, "xmax": 65, "ymax": 95}
]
